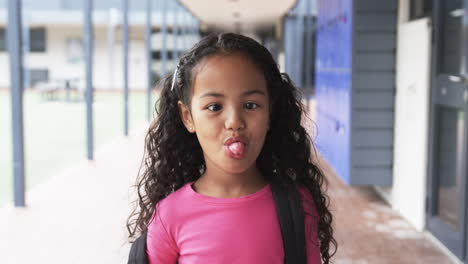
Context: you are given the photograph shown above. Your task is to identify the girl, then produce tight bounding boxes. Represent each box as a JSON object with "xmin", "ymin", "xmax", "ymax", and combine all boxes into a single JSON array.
[{"xmin": 127, "ymin": 33, "xmax": 337, "ymax": 263}]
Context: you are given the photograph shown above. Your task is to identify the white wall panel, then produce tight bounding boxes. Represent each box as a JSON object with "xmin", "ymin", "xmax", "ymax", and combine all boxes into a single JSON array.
[{"xmin": 392, "ymin": 16, "xmax": 432, "ymax": 231}]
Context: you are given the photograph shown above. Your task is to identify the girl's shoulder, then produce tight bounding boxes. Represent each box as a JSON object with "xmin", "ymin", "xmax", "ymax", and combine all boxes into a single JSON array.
[{"xmin": 155, "ymin": 182, "xmax": 194, "ymax": 217}]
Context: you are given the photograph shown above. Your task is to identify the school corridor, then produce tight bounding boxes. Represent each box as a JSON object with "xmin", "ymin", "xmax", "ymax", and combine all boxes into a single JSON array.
[{"xmin": 2, "ymin": 0, "xmax": 468, "ymax": 263}]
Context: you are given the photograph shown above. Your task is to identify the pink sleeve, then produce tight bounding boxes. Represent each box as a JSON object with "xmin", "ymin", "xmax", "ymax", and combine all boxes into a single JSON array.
[
  {"xmin": 146, "ymin": 204, "xmax": 179, "ymax": 264},
  {"xmin": 297, "ymin": 186, "xmax": 322, "ymax": 264}
]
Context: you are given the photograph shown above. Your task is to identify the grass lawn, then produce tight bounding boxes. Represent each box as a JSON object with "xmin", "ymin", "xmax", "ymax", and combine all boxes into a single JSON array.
[{"xmin": 0, "ymin": 89, "xmax": 159, "ymax": 205}]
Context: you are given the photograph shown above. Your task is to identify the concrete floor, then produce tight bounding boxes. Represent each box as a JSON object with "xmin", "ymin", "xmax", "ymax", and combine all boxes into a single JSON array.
[
  {"xmin": 320, "ymin": 159, "xmax": 460, "ymax": 264},
  {"xmin": 0, "ymin": 127, "xmax": 143, "ymax": 264}
]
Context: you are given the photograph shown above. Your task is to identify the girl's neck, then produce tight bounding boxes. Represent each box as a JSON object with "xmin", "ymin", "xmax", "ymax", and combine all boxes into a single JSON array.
[{"xmin": 193, "ymin": 166, "xmax": 268, "ymax": 198}]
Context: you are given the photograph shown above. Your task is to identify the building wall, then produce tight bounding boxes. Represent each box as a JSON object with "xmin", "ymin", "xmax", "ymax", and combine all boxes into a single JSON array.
[
  {"xmin": 0, "ymin": 19, "xmax": 202, "ymax": 89},
  {"xmin": 349, "ymin": 0, "xmax": 397, "ymax": 185},
  {"xmin": 0, "ymin": 0, "xmax": 165, "ymax": 11},
  {"xmin": 315, "ymin": 0, "xmax": 353, "ymax": 182},
  {"xmin": 0, "ymin": 24, "xmax": 148, "ymax": 90},
  {"xmin": 0, "ymin": 51, "xmax": 9, "ymax": 88},
  {"xmin": 0, "ymin": 0, "xmax": 199, "ymax": 89},
  {"xmin": 282, "ymin": 0, "xmax": 316, "ymax": 92},
  {"xmin": 392, "ymin": 16, "xmax": 431, "ymax": 231},
  {"xmin": 316, "ymin": 0, "xmax": 397, "ymax": 185}
]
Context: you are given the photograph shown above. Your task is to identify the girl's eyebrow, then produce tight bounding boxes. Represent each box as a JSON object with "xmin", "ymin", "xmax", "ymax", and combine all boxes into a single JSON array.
[
  {"xmin": 200, "ymin": 92, "xmax": 224, "ymax": 98},
  {"xmin": 199, "ymin": 90, "xmax": 266, "ymax": 98},
  {"xmin": 243, "ymin": 90, "xmax": 266, "ymax": 97}
]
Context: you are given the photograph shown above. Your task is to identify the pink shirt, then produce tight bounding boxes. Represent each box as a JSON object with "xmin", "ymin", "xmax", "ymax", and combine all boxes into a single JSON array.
[{"xmin": 147, "ymin": 182, "xmax": 321, "ymax": 264}]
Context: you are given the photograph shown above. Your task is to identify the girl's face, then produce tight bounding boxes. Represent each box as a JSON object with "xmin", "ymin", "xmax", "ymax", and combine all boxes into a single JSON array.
[{"xmin": 178, "ymin": 54, "xmax": 270, "ymax": 176}]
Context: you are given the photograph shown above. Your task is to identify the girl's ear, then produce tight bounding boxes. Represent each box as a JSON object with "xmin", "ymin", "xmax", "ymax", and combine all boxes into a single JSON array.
[{"xmin": 177, "ymin": 101, "xmax": 195, "ymax": 133}]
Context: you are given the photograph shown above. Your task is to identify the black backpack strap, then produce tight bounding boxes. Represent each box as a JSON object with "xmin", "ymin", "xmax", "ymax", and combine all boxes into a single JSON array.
[
  {"xmin": 288, "ymin": 185, "xmax": 307, "ymax": 263},
  {"xmin": 128, "ymin": 231, "xmax": 149, "ymax": 264},
  {"xmin": 270, "ymin": 180, "xmax": 307, "ymax": 264},
  {"xmin": 270, "ymin": 180, "xmax": 296, "ymax": 264}
]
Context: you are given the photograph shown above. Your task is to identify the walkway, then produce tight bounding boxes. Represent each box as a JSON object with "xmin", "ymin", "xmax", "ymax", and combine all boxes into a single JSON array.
[
  {"xmin": 321, "ymin": 158, "xmax": 459, "ymax": 264},
  {"xmin": 0, "ymin": 127, "xmax": 145, "ymax": 263}
]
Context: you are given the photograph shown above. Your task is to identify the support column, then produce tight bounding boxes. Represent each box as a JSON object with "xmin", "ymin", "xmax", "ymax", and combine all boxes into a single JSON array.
[
  {"xmin": 84, "ymin": 0, "xmax": 94, "ymax": 160},
  {"xmin": 8, "ymin": 0, "xmax": 26, "ymax": 207},
  {"xmin": 145, "ymin": 0, "xmax": 153, "ymax": 121},
  {"xmin": 122, "ymin": 0, "xmax": 129, "ymax": 136}
]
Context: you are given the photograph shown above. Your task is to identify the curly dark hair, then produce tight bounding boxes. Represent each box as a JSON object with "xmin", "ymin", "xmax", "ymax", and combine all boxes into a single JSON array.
[{"xmin": 127, "ymin": 32, "xmax": 337, "ymax": 263}]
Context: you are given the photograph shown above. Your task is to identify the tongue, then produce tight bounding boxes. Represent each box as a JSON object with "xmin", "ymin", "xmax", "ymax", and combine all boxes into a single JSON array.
[{"xmin": 228, "ymin": 142, "xmax": 245, "ymax": 155}]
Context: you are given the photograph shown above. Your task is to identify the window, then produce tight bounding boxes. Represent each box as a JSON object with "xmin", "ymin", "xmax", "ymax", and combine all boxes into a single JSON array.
[
  {"xmin": 0, "ymin": 28, "xmax": 6, "ymax": 51},
  {"xmin": 409, "ymin": 0, "xmax": 432, "ymax": 20},
  {"xmin": 151, "ymin": 50, "xmax": 179, "ymax": 60},
  {"xmin": 66, "ymin": 38, "xmax": 83, "ymax": 63},
  {"xmin": 0, "ymin": 27, "xmax": 47, "ymax": 52},
  {"xmin": 29, "ymin": 69, "xmax": 49, "ymax": 86},
  {"xmin": 439, "ymin": 0, "xmax": 463, "ymax": 75},
  {"xmin": 30, "ymin": 27, "xmax": 46, "ymax": 52}
]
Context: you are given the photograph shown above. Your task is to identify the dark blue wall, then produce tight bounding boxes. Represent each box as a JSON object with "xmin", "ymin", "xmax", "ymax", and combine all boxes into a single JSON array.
[
  {"xmin": 315, "ymin": 0, "xmax": 396, "ymax": 186},
  {"xmin": 315, "ymin": 0, "xmax": 353, "ymax": 183}
]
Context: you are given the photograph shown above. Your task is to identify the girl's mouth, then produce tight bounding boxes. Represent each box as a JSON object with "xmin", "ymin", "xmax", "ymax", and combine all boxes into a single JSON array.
[{"xmin": 224, "ymin": 137, "xmax": 248, "ymax": 159}]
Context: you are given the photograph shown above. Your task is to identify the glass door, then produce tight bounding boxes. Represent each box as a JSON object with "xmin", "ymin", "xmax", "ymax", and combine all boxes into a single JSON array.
[{"xmin": 427, "ymin": 0, "xmax": 468, "ymax": 260}]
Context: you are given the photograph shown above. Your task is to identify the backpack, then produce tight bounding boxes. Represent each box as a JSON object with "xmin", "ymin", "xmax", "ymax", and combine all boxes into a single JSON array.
[{"xmin": 128, "ymin": 180, "xmax": 307, "ymax": 264}]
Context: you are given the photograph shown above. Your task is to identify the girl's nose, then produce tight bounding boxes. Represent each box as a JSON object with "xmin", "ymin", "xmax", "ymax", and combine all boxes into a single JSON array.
[{"xmin": 225, "ymin": 108, "xmax": 246, "ymax": 131}]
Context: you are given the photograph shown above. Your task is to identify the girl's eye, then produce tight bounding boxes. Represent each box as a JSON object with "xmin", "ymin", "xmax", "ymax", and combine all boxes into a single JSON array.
[
  {"xmin": 245, "ymin": 102, "xmax": 259, "ymax": 110},
  {"xmin": 207, "ymin": 104, "xmax": 222, "ymax": 112}
]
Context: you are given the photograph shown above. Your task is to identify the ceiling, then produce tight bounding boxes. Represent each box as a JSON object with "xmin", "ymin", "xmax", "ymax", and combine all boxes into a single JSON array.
[{"xmin": 178, "ymin": 0, "xmax": 297, "ymax": 32}]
